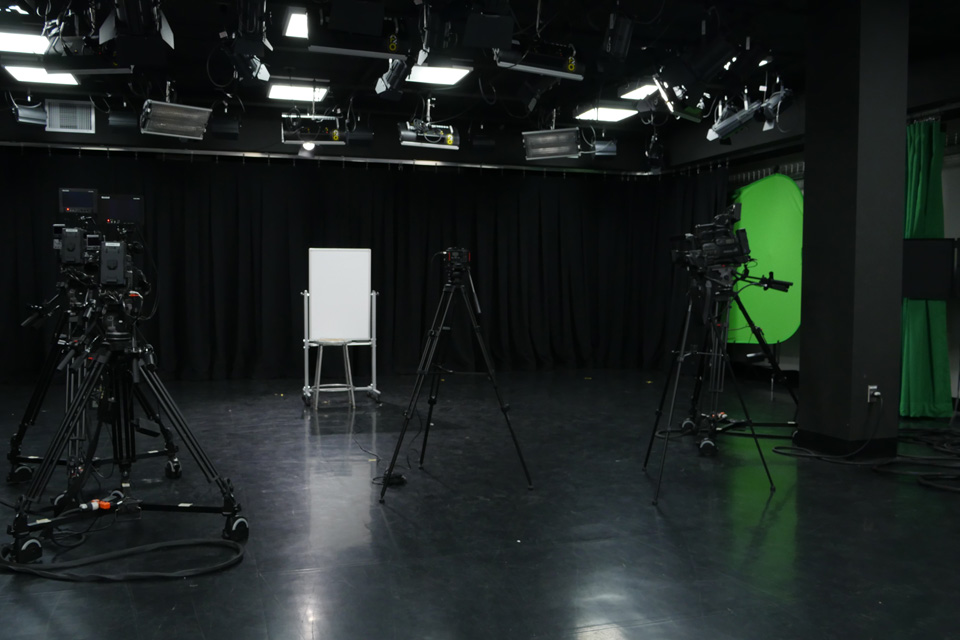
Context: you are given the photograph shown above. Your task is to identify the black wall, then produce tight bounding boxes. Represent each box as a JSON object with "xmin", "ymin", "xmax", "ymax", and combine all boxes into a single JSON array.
[{"xmin": 0, "ymin": 149, "xmax": 727, "ymax": 381}]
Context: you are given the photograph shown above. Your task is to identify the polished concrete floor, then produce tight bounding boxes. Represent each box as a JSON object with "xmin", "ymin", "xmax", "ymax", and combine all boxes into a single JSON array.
[{"xmin": 0, "ymin": 369, "xmax": 956, "ymax": 640}]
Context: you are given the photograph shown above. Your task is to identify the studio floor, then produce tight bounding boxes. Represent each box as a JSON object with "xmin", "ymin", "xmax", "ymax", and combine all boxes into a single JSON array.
[{"xmin": 0, "ymin": 369, "xmax": 956, "ymax": 640}]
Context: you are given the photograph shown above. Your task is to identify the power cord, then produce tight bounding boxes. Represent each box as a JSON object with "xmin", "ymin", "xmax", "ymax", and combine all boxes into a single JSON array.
[
  {"xmin": 0, "ymin": 538, "xmax": 244, "ymax": 582},
  {"xmin": 773, "ymin": 395, "xmax": 886, "ymax": 463}
]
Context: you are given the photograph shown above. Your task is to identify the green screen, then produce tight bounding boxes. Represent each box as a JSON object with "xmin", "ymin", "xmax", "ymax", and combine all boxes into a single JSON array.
[{"xmin": 727, "ymin": 173, "xmax": 803, "ymax": 344}]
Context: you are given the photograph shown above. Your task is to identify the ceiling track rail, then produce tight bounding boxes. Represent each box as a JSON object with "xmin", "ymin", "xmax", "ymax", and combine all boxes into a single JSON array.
[{"xmin": 0, "ymin": 140, "xmax": 660, "ymax": 179}]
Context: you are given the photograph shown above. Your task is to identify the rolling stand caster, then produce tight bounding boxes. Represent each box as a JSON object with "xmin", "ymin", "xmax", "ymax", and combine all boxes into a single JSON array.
[
  {"xmin": 1, "ymin": 537, "xmax": 42, "ymax": 563},
  {"xmin": 164, "ymin": 459, "xmax": 182, "ymax": 479},
  {"xmin": 6, "ymin": 465, "xmax": 33, "ymax": 484},
  {"xmin": 52, "ymin": 492, "xmax": 80, "ymax": 515},
  {"xmin": 302, "ymin": 389, "xmax": 313, "ymax": 407},
  {"xmin": 222, "ymin": 516, "xmax": 249, "ymax": 542},
  {"xmin": 698, "ymin": 437, "xmax": 718, "ymax": 456}
]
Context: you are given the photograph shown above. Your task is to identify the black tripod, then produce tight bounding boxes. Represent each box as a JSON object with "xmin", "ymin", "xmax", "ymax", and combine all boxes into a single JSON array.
[
  {"xmin": 379, "ymin": 251, "xmax": 532, "ymax": 502},
  {"xmin": 643, "ymin": 268, "xmax": 778, "ymax": 505},
  {"xmin": 7, "ymin": 287, "xmax": 180, "ymax": 487},
  {"xmin": 4, "ymin": 312, "xmax": 247, "ymax": 563},
  {"xmin": 714, "ymin": 289, "xmax": 799, "ymax": 433}
]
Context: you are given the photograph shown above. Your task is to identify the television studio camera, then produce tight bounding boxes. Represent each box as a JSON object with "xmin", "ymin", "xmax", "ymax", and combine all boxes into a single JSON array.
[
  {"xmin": 2, "ymin": 189, "xmax": 247, "ymax": 564},
  {"xmin": 643, "ymin": 203, "xmax": 793, "ymax": 504}
]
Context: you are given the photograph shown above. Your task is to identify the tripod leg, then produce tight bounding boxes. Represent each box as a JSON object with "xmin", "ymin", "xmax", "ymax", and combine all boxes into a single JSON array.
[
  {"xmin": 732, "ymin": 294, "xmax": 800, "ymax": 417},
  {"xmin": 708, "ymin": 321, "xmax": 776, "ymax": 493},
  {"xmin": 7, "ymin": 314, "xmax": 71, "ymax": 481},
  {"xmin": 418, "ymin": 355, "xmax": 444, "ymax": 469},
  {"xmin": 16, "ymin": 358, "xmax": 106, "ymax": 514},
  {"xmin": 457, "ymin": 286, "xmax": 533, "ymax": 489},
  {"xmin": 133, "ymin": 385, "xmax": 179, "ymax": 461},
  {"xmin": 379, "ymin": 287, "xmax": 456, "ymax": 502},
  {"xmin": 109, "ymin": 367, "xmax": 137, "ymax": 489},
  {"xmin": 651, "ymin": 300, "xmax": 695, "ymax": 506},
  {"xmin": 644, "ymin": 299, "xmax": 693, "ymax": 470}
]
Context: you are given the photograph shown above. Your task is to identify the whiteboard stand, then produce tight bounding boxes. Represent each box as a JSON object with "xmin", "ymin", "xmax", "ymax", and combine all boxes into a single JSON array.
[{"xmin": 301, "ymin": 290, "xmax": 380, "ymax": 407}]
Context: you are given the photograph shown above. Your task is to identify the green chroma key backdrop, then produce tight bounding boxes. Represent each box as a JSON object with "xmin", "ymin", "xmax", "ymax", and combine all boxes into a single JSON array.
[{"xmin": 728, "ymin": 173, "xmax": 804, "ymax": 344}]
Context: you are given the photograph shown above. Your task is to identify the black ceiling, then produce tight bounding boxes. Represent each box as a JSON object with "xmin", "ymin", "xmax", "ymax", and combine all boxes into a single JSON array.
[
  {"xmin": 0, "ymin": 1, "xmax": 809, "ymax": 123},
  {"xmin": 0, "ymin": 1, "xmax": 957, "ymax": 169}
]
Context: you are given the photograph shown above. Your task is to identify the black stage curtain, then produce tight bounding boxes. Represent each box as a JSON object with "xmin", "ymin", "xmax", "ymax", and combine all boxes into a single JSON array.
[{"xmin": 0, "ymin": 150, "xmax": 726, "ymax": 381}]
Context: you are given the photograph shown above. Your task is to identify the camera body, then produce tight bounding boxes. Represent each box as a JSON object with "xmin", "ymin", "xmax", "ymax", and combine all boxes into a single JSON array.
[
  {"xmin": 50, "ymin": 189, "xmax": 150, "ymax": 342},
  {"xmin": 443, "ymin": 247, "xmax": 471, "ymax": 282},
  {"xmin": 674, "ymin": 203, "xmax": 750, "ymax": 272}
]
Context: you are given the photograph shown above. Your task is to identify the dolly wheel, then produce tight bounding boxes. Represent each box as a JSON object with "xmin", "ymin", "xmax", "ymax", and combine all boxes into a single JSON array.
[
  {"xmin": 7, "ymin": 465, "xmax": 33, "ymax": 484},
  {"xmin": 2, "ymin": 537, "xmax": 42, "ymax": 563},
  {"xmin": 223, "ymin": 516, "xmax": 250, "ymax": 542},
  {"xmin": 164, "ymin": 459, "xmax": 182, "ymax": 479}
]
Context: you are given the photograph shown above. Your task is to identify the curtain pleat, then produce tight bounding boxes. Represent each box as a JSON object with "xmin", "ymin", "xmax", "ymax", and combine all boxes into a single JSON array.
[
  {"xmin": 0, "ymin": 151, "xmax": 726, "ymax": 381},
  {"xmin": 900, "ymin": 121, "xmax": 952, "ymax": 417}
]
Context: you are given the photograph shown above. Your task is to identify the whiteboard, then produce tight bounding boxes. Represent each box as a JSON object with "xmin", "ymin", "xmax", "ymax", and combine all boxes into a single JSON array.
[{"xmin": 308, "ymin": 248, "xmax": 371, "ymax": 341}]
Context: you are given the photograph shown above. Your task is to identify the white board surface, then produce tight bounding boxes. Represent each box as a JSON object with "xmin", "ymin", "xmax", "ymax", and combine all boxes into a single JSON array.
[{"xmin": 308, "ymin": 248, "xmax": 371, "ymax": 341}]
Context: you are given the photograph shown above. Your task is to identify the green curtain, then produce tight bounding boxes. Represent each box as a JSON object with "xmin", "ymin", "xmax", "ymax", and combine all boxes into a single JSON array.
[{"xmin": 900, "ymin": 121, "xmax": 952, "ymax": 418}]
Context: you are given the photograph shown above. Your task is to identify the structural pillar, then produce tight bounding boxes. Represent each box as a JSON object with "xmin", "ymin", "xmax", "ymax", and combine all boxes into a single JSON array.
[{"xmin": 797, "ymin": 0, "xmax": 909, "ymax": 455}]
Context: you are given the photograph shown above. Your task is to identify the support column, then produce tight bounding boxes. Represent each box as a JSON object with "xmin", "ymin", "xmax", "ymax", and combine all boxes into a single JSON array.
[{"xmin": 797, "ymin": 0, "xmax": 909, "ymax": 455}]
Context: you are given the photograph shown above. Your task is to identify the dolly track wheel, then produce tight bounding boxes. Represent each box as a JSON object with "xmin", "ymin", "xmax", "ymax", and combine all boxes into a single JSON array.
[
  {"xmin": 2, "ymin": 537, "xmax": 42, "ymax": 563},
  {"xmin": 164, "ymin": 459, "xmax": 182, "ymax": 479},
  {"xmin": 7, "ymin": 465, "xmax": 33, "ymax": 484},
  {"xmin": 223, "ymin": 516, "xmax": 249, "ymax": 542}
]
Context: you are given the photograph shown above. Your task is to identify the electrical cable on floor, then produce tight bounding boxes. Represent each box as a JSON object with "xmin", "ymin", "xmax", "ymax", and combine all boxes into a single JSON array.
[
  {"xmin": 353, "ymin": 436, "xmax": 381, "ymax": 463},
  {"xmin": 769, "ymin": 397, "xmax": 960, "ymax": 494},
  {"xmin": 372, "ymin": 408, "xmax": 424, "ymax": 486},
  {"xmin": 0, "ymin": 538, "xmax": 244, "ymax": 582},
  {"xmin": 773, "ymin": 396, "xmax": 886, "ymax": 463}
]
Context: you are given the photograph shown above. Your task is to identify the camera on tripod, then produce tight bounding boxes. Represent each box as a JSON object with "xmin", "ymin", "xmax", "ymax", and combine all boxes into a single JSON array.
[
  {"xmin": 673, "ymin": 203, "xmax": 750, "ymax": 271},
  {"xmin": 443, "ymin": 247, "xmax": 471, "ymax": 281},
  {"xmin": 53, "ymin": 189, "xmax": 147, "ymax": 290},
  {"xmin": 46, "ymin": 189, "xmax": 151, "ymax": 341}
]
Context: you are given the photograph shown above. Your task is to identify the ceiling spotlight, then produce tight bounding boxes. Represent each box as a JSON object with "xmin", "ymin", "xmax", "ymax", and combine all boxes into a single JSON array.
[
  {"xmin": 399, "ymin": 120, "xmax": 459, "ymax": 150},
  {"xmin": 234, "ymin": 54, "xmax": 270, "ymax": 82},
  {"xmin": 619, "ymin": 78, "xmax": 657, "ymax": 101},
  {"xmin": 760, "ymin": 88, "xmax": 792, "ymax": 131},
  {"xmin": 601, "ymin": 12, "xmax": 633, "ymax": 60},
  {"xmin": 522, "ymin": 128, "xmax": 580, "ymax": 161},
  {"xmin": 282, "ymin": 113, "xmax": 345, "ymax": 146},
  {"xmin": 307, "ymin": 29, "xmax": 406, "ymax": 60},
  {"xmin": 495, "ymin": 49, "xmax": 584, "ymax": 81},
  {"xmin": 375, "ymin": 58, "xmax": 408, "ymax": 98},
  {"xmin": 13, "ymin": 100, "xmax": 47, "ymax": 125},
  {"xmin": 653, "ymin": 76, "xmax": 674, "ymax": 113},
  {"xmin": 575, "ymin": 101, "xmax": 638, "ymax": 123},
  {"xmin": 268, "ymin": 84, "xmax": 327, "ymax": 102},
  {"xmin": 4, "ymin": 65, "xmax": 77, "ymax": 85},
  {"xmin": 594, "ymin": 139, "xmax": 617, "ymax": 157},
  {"xmin": 285, "ymin": 8, "xmax": 309, "ymax": 38},
  {"xmin": 517, "ymin": 76, "xmax": 559, "ymax": 113},
  {"xmin": 0, "ymin": 31, "xmax": 49, "ymax": 54},
  {"xmin": 140, "ymin": 100, "xmax": 212, "ymax": 140},
  {"xmin": 654, "ymin": 36, "xmax": 736, "ymax": 122},
  {"xmin": 706, "ymin": 99, "xmax": 761, "ymax": 142},
  {"xmin": 407, "ymin": 64, "xmax": 472, "ymax": 86}
]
